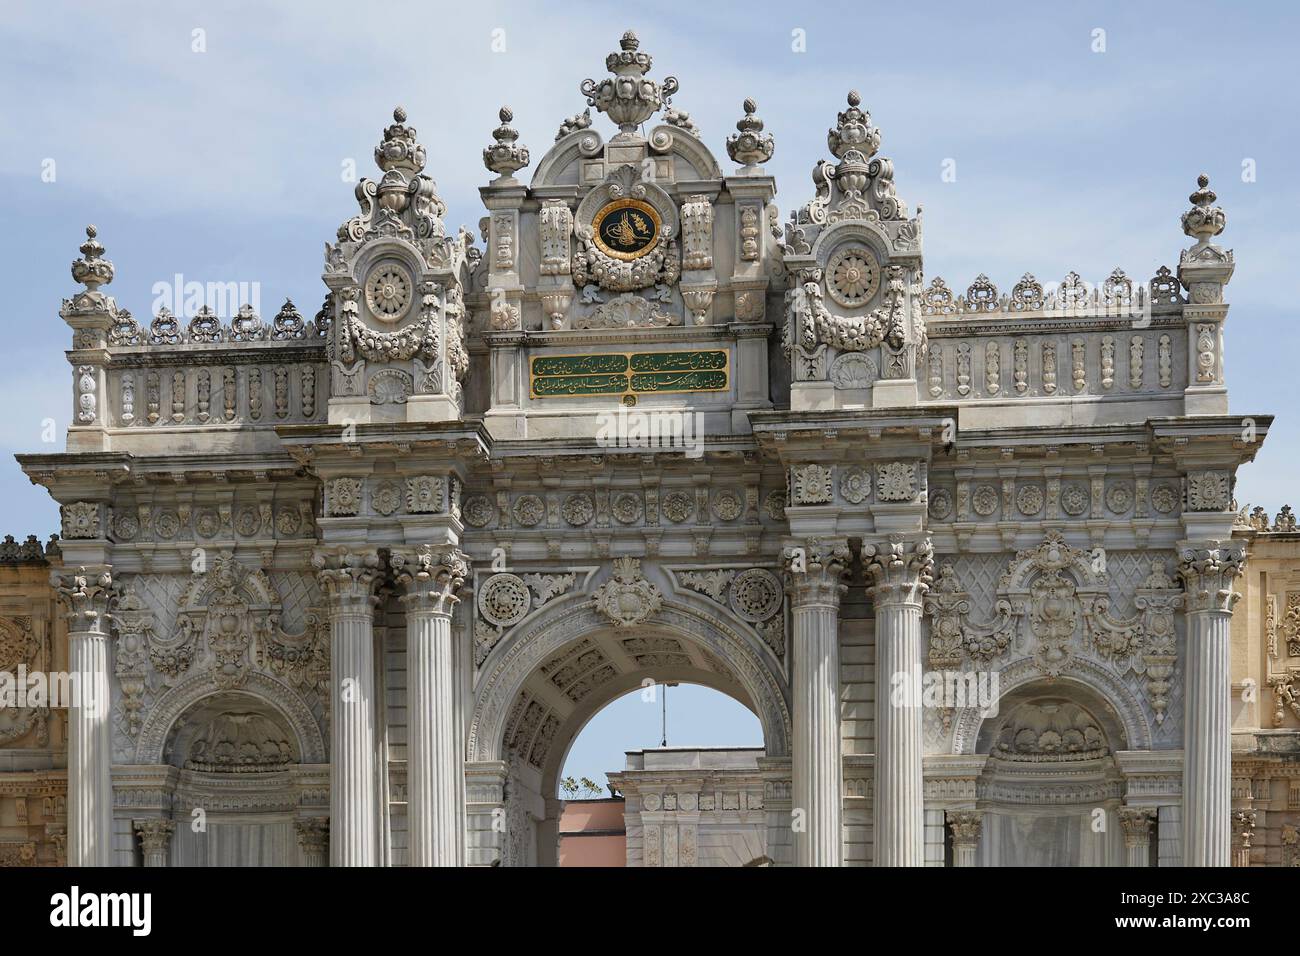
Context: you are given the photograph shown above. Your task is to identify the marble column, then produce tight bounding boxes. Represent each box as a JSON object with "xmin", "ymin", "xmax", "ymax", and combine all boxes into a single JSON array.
[
  {"xmin": 1119, "ymin": 807, "xmax": 1155, "ymax": 867},
  {"xmin": 1231, "ymin": 809, "xmax": 1256, "ymax": 868},
  {"xmin": 1178, "ymin": 542, "xmax": 1243, "ymax": 867},
  {"xmin": 784, "ymin": 539, "xmax": 849, "ymax": 867},
  {"xmin": 295, "ymin": 818, "xmax": 329, "ymax": 867},
  {"xmin": 134, "ymin": 819, "xmax": 174, "ymax": 867},
  {"xmin": 392, "ymin": 546, "xmax": 468, "ymax": 867},
  {"xmin": 52, "ymin": 567, "xmax": 114, "ymax": 867},
  {"xmin": 866, "ymin": 535, "xmax": 934, "ymax": 867},
  {"xmin": 313, "ymin": 547, "xmax": 383, "ymax": 867},
  {"xmin": 947, "ymin": 810, "xmax": 981, "ymax": 867}
]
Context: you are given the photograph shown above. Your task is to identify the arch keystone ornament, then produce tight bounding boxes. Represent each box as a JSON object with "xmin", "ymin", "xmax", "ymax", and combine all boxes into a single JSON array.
[{"xmin": 591, "ymin": 556, "xmax": 662, "ymax": 628}]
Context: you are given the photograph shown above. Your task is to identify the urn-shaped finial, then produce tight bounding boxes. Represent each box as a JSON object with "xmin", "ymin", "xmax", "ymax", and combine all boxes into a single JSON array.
[
  {"xmin": 727, "ymin": 98, "xmax": 775, "ymax": 168},
  {"xmin": 828, "ymin": 90, "xmax": 881, "ymax": 160},
  {"xmin": 71, "ymin": 225, "xmax": 114, "ymax": 291},
  {"xmin": 1181, "ymin": 173, "xmax": 1227, "ymax": 242},
  {"xmin": 375, "ymin": 105, "xmax": 426, "ymax": 175},
  {"xmin": 581, "ymin": 30, "xmax": 679, "ymax": 137},
  {"xmin": 483, "ymin": 105, "xmax": 531, "ymax": 179}
]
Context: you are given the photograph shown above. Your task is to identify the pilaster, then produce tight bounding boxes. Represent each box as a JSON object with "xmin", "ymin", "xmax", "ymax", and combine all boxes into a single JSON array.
[{"xmin": 947, "ymin": 810, "xmax": 982, "ymax": 867}]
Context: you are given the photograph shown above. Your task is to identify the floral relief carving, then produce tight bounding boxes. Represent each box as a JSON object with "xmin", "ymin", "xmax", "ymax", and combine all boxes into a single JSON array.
[
  {"xmin": 790, "ymin": 464, "xmax": 833, "ymax": 506},
  {"xmin": 876, "ymin": 461, "xmax": 916, "ymax": 502},
  {"xmin": 327, "ymin": 478, "xmax": 363, "ymax": 517}
]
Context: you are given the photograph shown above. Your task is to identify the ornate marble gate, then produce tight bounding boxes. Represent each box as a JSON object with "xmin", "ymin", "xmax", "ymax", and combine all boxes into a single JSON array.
[{"xmin": 12, "ymin": 29, "xmax": 1272, "ymax": 867}]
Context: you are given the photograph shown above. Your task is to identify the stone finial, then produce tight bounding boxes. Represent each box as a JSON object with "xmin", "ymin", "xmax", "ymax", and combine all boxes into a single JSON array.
[
  {"xmin": 1181, "ymin": 173, "xmax": 1226, "ymax": 242},
  {"xmin": 483, "ymin": 106, "xmax": 530, "ymax": 179},
  {"xmin": 71, "ymin": 225, "xmax": 114, "ymax": 291},
  {"xmin": 581, "ymin": 30, "xmax": 680, "ymax": 137},
  {"xmin": 828, "ymin": 90, "xmax": 881, "ymax": 160},
  {"xmin": 727, "ymin": 98, "xmax": 775, "ymax": 168},
  {"xmin": 374, "ymin": 105, "xmax": 426, "ymax": 175}
]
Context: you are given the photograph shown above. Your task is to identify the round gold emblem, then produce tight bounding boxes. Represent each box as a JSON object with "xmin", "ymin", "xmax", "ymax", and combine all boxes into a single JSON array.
[{"xmin": 591, "ymin": 198, "xmax": 661, "ymax": 261}]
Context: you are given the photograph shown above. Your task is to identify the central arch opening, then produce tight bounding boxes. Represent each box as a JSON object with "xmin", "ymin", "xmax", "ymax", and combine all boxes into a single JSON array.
[{"xmin": 486, "ymin": 616, "xmax": 783, "ymax": 867}]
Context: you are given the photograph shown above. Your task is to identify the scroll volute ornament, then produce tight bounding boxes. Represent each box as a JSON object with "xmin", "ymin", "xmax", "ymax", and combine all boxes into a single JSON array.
[
  {"xmin": 391, "ymin": 546, "xmax": 469, "ymax": 615},
  {"xmin": 312, "ymin": 548, "xmax": 384, "ymax": 612},
  {"xmin": 783, "ymin": 538, "xmax": 850, "ymax": 606},
  {"xmin": 1178, "ymin": 542, "xmax": 1245, "ymax": 613},
  {"xmin": 52, "ymin": 567, "xmax": 114, "ymax": 633},
  {"xmin": 864, "ymin": 535, "xmax": 934, "ymax": 607}
]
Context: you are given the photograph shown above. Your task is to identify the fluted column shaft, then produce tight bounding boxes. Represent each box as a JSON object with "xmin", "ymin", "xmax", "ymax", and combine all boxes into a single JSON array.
[
  {"xmin": 867, "ymin": 536, "xmax": 933, "ymax": 868},
  {"xmin": 314, "ymin": 548, "xmax": 383, "ymax": 867},
  {"xmin": 53, "ymin": 568, "xmax": 114, "ymax": 867},
  {"xmin": 784, "ymin": 540, "xmax": 848, "ymax": 867},
  {"xmin": 1179, "ymin": 542, "xmax": 1243, "ymax": 868},
  {"xmin": 393, "ymin": 547, "xmax": 468, "ymax": 867}
]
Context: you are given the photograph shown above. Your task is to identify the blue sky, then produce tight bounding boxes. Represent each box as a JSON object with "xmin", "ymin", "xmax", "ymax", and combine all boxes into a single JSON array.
[{"xmin": 2, "ymin": 1, "xmax": 1296, "ymax": 783}]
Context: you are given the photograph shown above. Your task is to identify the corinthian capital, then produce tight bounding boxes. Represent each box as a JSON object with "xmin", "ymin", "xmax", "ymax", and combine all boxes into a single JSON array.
[
  {"xmin": 864, "ymin": 535, "xmax": 934, "ymax": 608},
  {"xmin": 391, "ymin": 545, "xmax": 469, "ymax": 614},
  {"xmin": 51, "ymin": 566, "xmax": 114, "ymax": 633},
  {"xmin": 1178, "ymin": 541, "xmax": 1245, "ymax": 613},
  {"xmin": 782, "ymin": 537, "xmax": 849, "ymax": 607},
  {"xmin": 312, "ymin": 547, "xmax": 384, "ymax": 612}
]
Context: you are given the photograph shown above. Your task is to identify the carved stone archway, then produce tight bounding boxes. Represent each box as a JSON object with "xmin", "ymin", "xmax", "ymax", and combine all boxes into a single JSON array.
[
  {"xmin": 469, "ymin": 592, "xmax": 792, "ymax": 764},
  {"xmin": 950, "ymin": 656, "xmax": 1154, "ymax": 757},
  {"xmin": 134, "ymin": 670, "xmax": 327, "ymax": 766}
]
